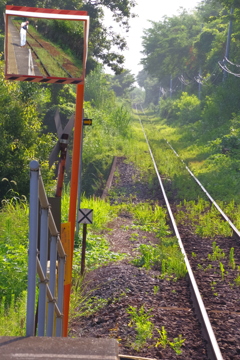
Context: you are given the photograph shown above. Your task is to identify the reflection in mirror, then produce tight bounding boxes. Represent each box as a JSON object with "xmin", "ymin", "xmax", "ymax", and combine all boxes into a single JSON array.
[{"xmin": 7, "ymin": 16, "xmax": 84, "ymax": 79}]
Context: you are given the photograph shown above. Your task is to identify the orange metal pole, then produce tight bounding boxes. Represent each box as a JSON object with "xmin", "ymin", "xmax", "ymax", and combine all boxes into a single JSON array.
[{"xmin": 63, "ymin": 83, "xmax": 84, "ymax": 336}]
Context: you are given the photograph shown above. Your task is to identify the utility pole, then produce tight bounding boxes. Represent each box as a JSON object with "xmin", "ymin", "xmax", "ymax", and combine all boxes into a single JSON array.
[{"xmin": 223, "ymin": 7, "xmax": 234, "ymax": 81}]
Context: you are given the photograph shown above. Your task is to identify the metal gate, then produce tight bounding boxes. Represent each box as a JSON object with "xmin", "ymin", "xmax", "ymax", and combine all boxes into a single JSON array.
[{"xmin": 26, "ymin": 160, "xmax": 66, "ymax": 337}]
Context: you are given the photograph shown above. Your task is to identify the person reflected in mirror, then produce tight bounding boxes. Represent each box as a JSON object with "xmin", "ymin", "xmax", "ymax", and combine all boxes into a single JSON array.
[{"xmin": 20, "ymin": 20, "xmax": 29, "ymax": 47}]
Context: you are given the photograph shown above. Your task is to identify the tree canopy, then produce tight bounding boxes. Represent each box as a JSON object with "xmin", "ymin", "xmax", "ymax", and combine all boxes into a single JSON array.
[{"xmin": 139, "ymin": 0, "xmax": 240, "ymax": 102}]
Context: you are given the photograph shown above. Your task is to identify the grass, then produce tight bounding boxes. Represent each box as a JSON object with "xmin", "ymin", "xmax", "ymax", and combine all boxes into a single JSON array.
[{"xmin": 0, "ymin": 292, "xmax": 26, "ymax": 336}]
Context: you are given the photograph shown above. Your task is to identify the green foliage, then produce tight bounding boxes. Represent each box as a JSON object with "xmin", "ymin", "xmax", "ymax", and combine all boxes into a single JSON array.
[
  {"xmin": 130, "ymin": 87, "xmax": 145, "ymax": 105},
  {"xmin": 70, "ymin": 278, "xmax": 108, "ymax": 321},
  {"xmin": 0, "ymin": 197, "xmax": 29, "ymax": 304},
  {"xmin": 127, "ymin": 305, "xmax": 154, "ymax": 350},
  {"xmin": 229, "ymin": 247, "xmax": 236, "ymax": 269},
  {"xmin": 219, "ymin": 261, "xmax": 225, "ymax": 280},
  {"xmin": 133, "ymin": 238, "xmax": 187, "ymax": 279},
  {"xmin": 155, "ymin": 326, "xmax": 168, "ymax": 349},
  {"xmin": 62, "ymin": 191, "xmax": 118, "ymax": 231},
  {"xmin": 0, "ymin": 292, "xmax": 26, "ymax": 336},
  {"xmin": 177, "ymin": 200, "xmax": 233, "ymax": 238},
  {"xmin": 0, "ymin": 61, "xmax": 56, "ymax": 202},
  {"xmin": 141, "ymin": 11, "xmax": 201, "ymax": 82},
  {"xmin": 109, "ymin": 69, "xmax": 135, "ymax": 97},
  {"xmin": 169, "ymin": 334, "xmax": 186, "ymax": 355},
  {"xmin": 208, "ymin": 242, "xmax": 225, "ymax": 261},
  {"xmin": 130, "ymin": 202, "xmax": 167, "ymax": 230},
  {"xmin": 36, "ymin": 18, "xmax": 84, "ymax": 59},
  {"xmin": 73, "ymin": 232, "xmax": 126, "ymax": 277},
  {"xmin": 81, "ymin": 67, "xmax": 133, "ymax": 195},
  {"xmin": 133, "ymin": 244, "xmax": 161, "ymax": 270},
  {"xmin": 155, "ymin": 326, "xmax": 185, "ymax": 354},
  {"xmin": 159, "ymin": 98, "xmax": 176, "ymax": 121},
  {"xmin": 234, "ymin": 274, "xmax": 240, "ymax": 286},
  {"xmin": 159, "ymin": 93, "xmax": 201, "ymax": 124},
  {"xmin": 174, "ymin": 93, "xmax": 201, "ymax": 124}
]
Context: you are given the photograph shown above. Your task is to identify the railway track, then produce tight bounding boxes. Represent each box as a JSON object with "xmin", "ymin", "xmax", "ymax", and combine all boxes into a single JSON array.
[
  {"xmin": 71, "ymin": 107, "xmax": 240, "ymax": 359},
  {"xmin": 133, "ymin": 106, "xmax": 240, "ymax": 359}
]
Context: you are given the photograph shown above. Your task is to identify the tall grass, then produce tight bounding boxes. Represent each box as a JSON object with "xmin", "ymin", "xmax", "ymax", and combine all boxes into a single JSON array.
[
  {"xmin": 0, "ymin": 292, "xmax": 26, "ymax": 336},
  {"xmin": 0, "ymin": 197, "xmax": 29, "ymax": 304}
]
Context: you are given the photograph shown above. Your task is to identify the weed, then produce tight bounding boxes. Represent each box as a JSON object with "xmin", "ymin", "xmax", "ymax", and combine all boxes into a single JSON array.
[
  {"xmin": 73, "ymin": 233, "xmax": 126, "ymax": 276},
  {"xmin": 155, "ymin": 326, "xmax": 168, "ymax": 349},
  {"xmin": 219, "ymin": 262, "xmax": 225, "ymax": 280},
  {"xmin": 133, "ymin": 237, "xmax": 187, "ymax": 279},
  {"xmin": 205, "ymin": 264, "xmax": 212, "ymax": 270},
  {"xmin": 210, "ymin": 281, "xmax": 217, "ymax": 291},
  {"xmin": 130, "ymin": 232, "xmax": 139, "ymax": 241},
  {"xmin": 191, "ymin": 252, "xmax": 197, "ymax": 258},
  {"xmin": 155, "ymin": 326, "xmax": 185, "ymax": 355},
  {"xmin": 127, "ymin": 305, "xmax": 154, "ymax": 350},
  {"xmin": 234, "ymin": 275, "xmax": 240, "ymax": 286},
  {"xmin": 208, "ymin": 242, "xmax": 225, "ymax": 261},
  {"xmin": 0, "ymin": 292, "xmax": 26, "ymax": 336},
  {"xmin": 153, "ymin": 285, "xmax": 159, "ymax": 295},
  {"xmin": 229, "ymin": 247, "xmax": 236, "ymax": 270},
  {"xmin": 70, "ymin": 279, "xmax": 108, "ymax": 321},
  {"xmin": 169, "ymin": 334, "xmax": 186, "ymax": 355},
  {"xmin": 133, "ymin": 244, "xmax": 160, "ymax": 270}
]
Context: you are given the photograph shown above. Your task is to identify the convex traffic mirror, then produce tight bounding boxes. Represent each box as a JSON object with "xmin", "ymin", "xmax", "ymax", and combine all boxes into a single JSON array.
[{"xmin": 5, "ymin": 6, "xmax": 89, "ymax": 84}]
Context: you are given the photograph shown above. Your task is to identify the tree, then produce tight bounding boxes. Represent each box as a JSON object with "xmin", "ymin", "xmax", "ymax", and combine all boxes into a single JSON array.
[
  {"xmin": 141, "ymin": 11, "xmax": 201, "ymax": 81},
  {"xmin": 0, "ymin": 62, "xmax": 55, "ymax": 201},
  {"xmin": 108, "ymin": 69, "xmax": 135, "ymax": 96}
]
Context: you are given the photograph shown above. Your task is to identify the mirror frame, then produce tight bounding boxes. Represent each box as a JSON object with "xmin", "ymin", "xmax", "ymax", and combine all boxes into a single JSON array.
[{"xmin": 5, "ymin": 5, "xmax": 89, "ymax": 84}]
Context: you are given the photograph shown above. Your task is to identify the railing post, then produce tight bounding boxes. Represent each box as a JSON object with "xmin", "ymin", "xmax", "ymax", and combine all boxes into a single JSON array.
[
  {"xmin": 47, "ymin": 235, "xmax": 58, "ymax": 336},
  {"xmin": 38, "ymin": 206, "xmax": 49, "ymax": 336},
  {"xmin": 56, "ymin": 249, "xmax": 65, "ymax": 336},
  {"xmin": 26, "ymin": 160, "xmax": 39, "ymax": 337}
]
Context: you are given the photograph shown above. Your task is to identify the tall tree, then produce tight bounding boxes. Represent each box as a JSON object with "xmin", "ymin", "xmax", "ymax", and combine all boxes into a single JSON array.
[
  {"xmin": 108, "ymin": 69, "xmax": 135, "ymax": 96},
  {"xmin": 141, "ymin": 11, "xmax": 201, "ymax": 83}
]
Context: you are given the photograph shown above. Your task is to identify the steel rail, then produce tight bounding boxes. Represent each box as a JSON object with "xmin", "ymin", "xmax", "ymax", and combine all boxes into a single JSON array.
[
  {"xmin": 165, "ymin": 139, "xmax": 240, "ymax": 239},
  {"xmin": 135, "ymin": 106, "xmax": 223, "ymax": 360}
]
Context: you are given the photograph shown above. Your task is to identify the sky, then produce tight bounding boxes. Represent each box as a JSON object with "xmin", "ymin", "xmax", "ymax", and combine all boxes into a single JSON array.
[{"xmin": 104, "ymin": 0, "xmax": 201, "ymax": 76}]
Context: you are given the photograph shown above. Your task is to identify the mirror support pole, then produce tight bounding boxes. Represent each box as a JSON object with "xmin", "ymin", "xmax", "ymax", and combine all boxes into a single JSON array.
[{"xmin": 63, "ymin": 83, "xmax": 84, "ymax": 336}]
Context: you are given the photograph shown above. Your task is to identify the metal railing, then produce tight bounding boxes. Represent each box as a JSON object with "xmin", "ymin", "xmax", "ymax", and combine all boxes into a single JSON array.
[{"xmin": 26, "ymin": 160, "xmax": 66, "ymax": 337}]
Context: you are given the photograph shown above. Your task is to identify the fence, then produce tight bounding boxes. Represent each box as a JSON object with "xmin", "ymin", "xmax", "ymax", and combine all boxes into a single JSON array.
[{"xmin": 26, "ymin": 160, "xmax": 66, "ymax": 337}]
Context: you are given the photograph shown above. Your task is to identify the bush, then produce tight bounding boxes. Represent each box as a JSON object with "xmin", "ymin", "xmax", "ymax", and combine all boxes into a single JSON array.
[{"xmin": 174, "ymin": 92, "xmax": 201, "ymax": 124}]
